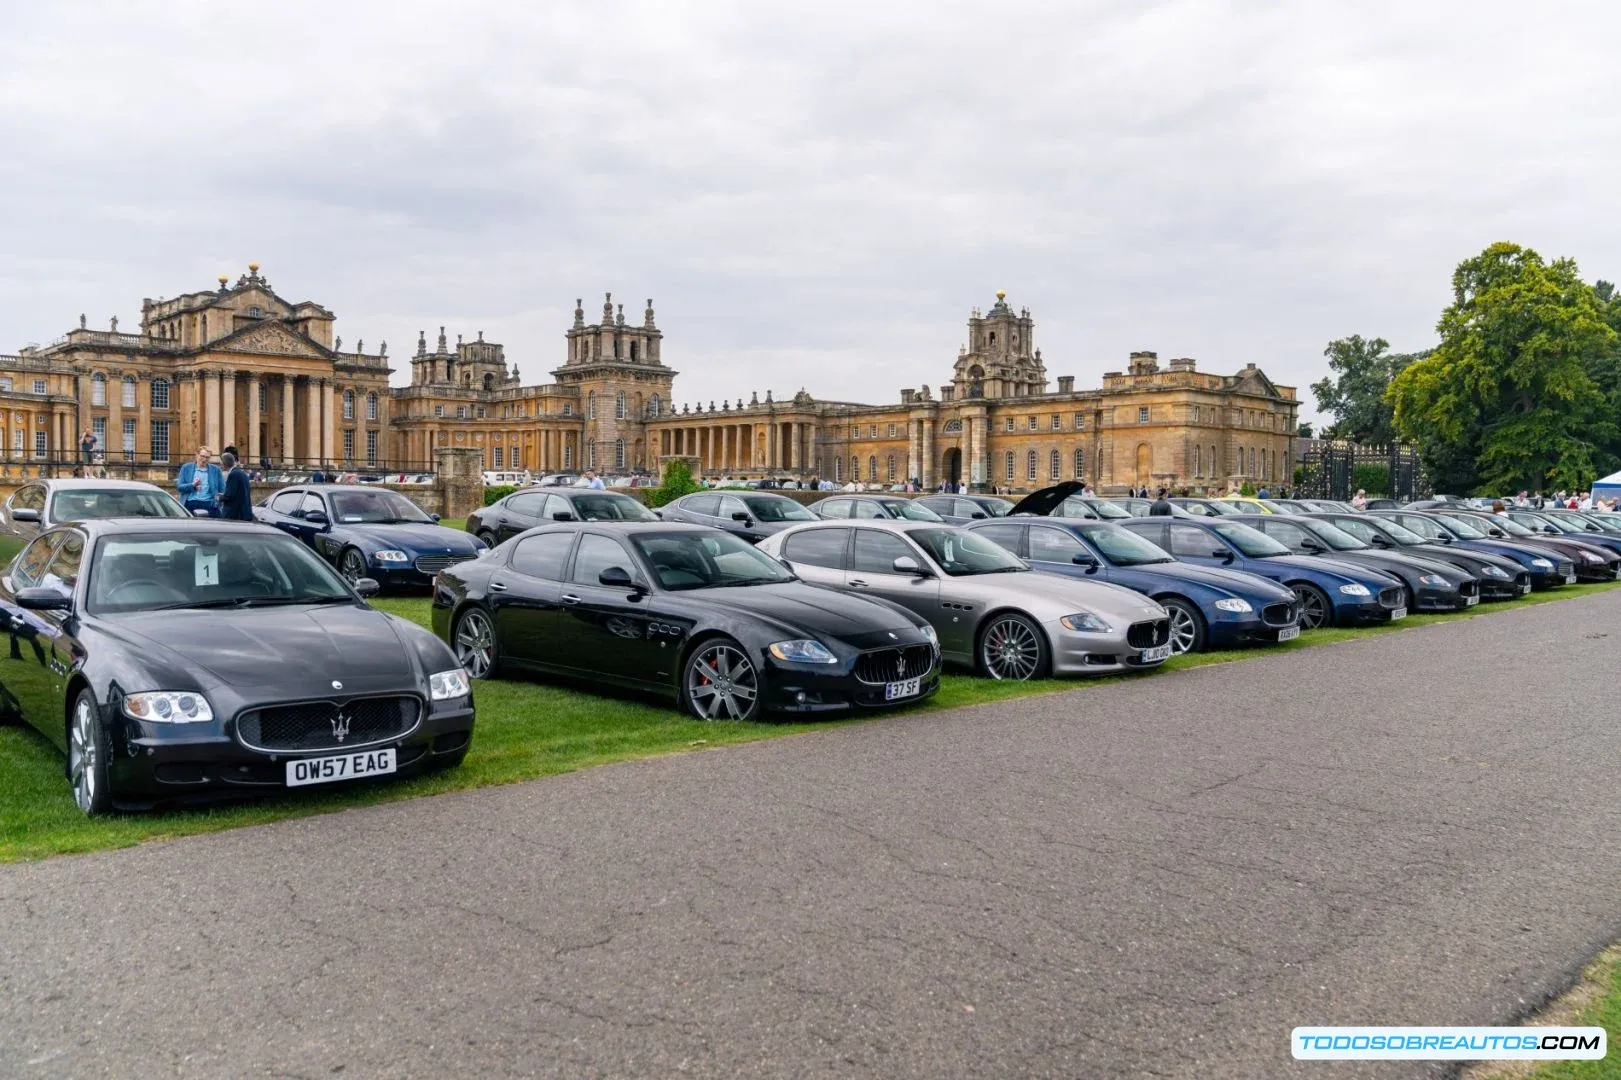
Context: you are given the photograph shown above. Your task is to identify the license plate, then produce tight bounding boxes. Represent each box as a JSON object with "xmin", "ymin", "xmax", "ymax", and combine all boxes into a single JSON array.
[
  {"xmin": 1564, "ymin": 574, "xmax": 1577, "ymax": 584},
  {"xmin": 1139, "ymin": 644, "xmax": 1172, "ymax": 663},
  {"xmin": 1277, "ymin": 625, "xmax": 1300, "ymax": 641},
  {"xmin": 1518, "ymin": 582, "xmax": 1531, "ymax": 595},
  {"xmin": 1388, "ymin": 607, "xmax": 1407, "ymax": 620},
  {"xmin": 286, "ymin": 748, "xmax": 397, "ymax": 787},
  {"xmin": 1464, "ymin": 594, "xmax": 1479, "ymax": 606},
  {"xmin": 885, "ymin": 677, "xmax": 922, "ymax": 701}
]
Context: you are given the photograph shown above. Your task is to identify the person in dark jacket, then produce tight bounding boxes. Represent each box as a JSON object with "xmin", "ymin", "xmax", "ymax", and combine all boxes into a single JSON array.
[
  {"xmin": 219, "ymin": 451, "xmax": 254, "ymax": 521},
  {"xmin": 1148, "ymin": 487, "xmax": 1174, "ymax": 516}
]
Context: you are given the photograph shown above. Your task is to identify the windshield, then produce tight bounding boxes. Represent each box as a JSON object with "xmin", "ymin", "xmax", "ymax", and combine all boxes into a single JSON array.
[
  {"xmin": 883, "ymin": 500, "xmax": 944, "ymax": 522},
  {"xmin": 743, "ymin": 497, "xmax": 815, "ymax": 523},
  {"xmin": 631, "ymin": 531, "xmax": 795, "ymax": 590},
  {"xmin": 1479, "ymin": 514, "xmax": 1531, "ymax": 537},
  {"xmin": 1303, "ymin": 521, "xmax": 1368, "ymax": 551},
  {"xmin": 89, "ymin": 532, "xmax": 352, "ymax": 614},
  {"xmin": 1391, "ymin": 514, "xmax": 1445, "ymax": 540},
  {"xmin": 1210, "ymin": 521, "xmax": 1293, "ymax": 557},
  {"xmin": 50, "ymin": 488, "xmax": 188, "ymax": 522},
  {"xmin": 1529, "ymin": 514, "xmax": 1582, "ymax": 535},
  {"xmin": 975, "ymin": 498, "xmax": 1013, "ymax": 518},
  {"xmin": 572, "ymin": 493, "xmax": 659, "ymax": 522},
  {"xmin": 328, "ymin": 489, "xmax": 435, "ymax": 524},
  {"xmin": 909, "ymin": 528, "xmax": 1027, "ymax": 576},
  {"xmin": 1077, "ymin": 524, "xmax": 1172, "ymax": 565},
  {"xmin": 1438, "ymin": 514, "xmax": 1489, "ymax": 538},
  {"xmin": 1375, "ymin": 519, "xmax": 1427, "ymax": 545},
  {"xmin": 1082, "ymin": 499, "xmax": 1133, "ymax": 520},
  {"xmin": 1203, "ymin": 500, "xmax": 1243, "ymax": 516}
]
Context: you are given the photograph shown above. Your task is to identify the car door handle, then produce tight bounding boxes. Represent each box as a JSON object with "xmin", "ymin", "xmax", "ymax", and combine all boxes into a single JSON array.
[
  {"xmin": 849, "ymin": 578, "xmax": 869, "ymax": 587},
  {"xmin": 489, "ymin": 581, "xmax": 508, "ymax": 592},
  {"xmin": 561, "ymin": 594, "xmax": 582, "ymax": 605}
]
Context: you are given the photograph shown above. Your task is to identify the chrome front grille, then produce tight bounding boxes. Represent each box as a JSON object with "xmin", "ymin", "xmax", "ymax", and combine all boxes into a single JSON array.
[
  {"xmin": 1458, "ymin": 580, "xmax": 1478, "ymax": 597},
  {"xmin": 237, "ymin": 695, "xmax": 421, "ymax": 753},
  {"xmin": 1127, "ymin": 619, "xmax": 1171, "ymax": 649},
  {"xmin": 1261, "ymin": 601, "xmax": 1296, "ymax": 627},
  {"xmin": 415, "ymin": 554, "xmax": 476, "ymax": 574},
  {"xmin": 853, "ymin": 645, "xmax": 936, "ymax": 685},
  {"xmin": 1378, "ymin": 587, "xmax": 1404, "ymax": 609}
]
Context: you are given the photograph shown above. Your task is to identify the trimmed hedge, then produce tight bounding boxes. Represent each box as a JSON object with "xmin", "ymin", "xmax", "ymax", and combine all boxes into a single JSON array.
[{"xmin": 484, "ymin": 485, "xmax": 518, "ymax": 506}]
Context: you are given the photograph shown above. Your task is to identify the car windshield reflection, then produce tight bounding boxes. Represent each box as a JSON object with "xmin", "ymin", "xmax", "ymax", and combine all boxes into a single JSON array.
[
  {"xmin": 49, "ymin": 489, "xmax": 189, "ymax": 522},
  {"xmin": 743, "ymin": 498, "xmax": 816, "ymax": 522},
  {"xmin": 572, "ymin": 494, "xmax": 659, "ymax": 522},
  {"xmin": 632, "ymin": 532, "xmax": 796, "ymax": 591},
  {"xmin": 908, "ymin": 528, "xmax": 1026, "ymax": 576},
  {"xmin": 882, "ymin": 500, "xmax": 943, "ymax": 522},
  {"xmin": 1075, "ymin": 524, "xmax": 1173, "ymax": 565},
  {"xmin": 89, "ymin": 534, "xmax": 354, "ymax": 613},
  {"xmin": 329, "ymin": 490, "xmax": 434, "ymax": 525},
  {"xmin": 1209, "ymin": 522, "xmax": 1292, "ymax": 557}
]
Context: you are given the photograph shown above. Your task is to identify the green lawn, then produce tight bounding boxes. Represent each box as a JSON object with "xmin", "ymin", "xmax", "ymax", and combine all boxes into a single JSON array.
[{"xmin": 1473, "ymin": 947, "xmax": 1621, "ymax": 1080}]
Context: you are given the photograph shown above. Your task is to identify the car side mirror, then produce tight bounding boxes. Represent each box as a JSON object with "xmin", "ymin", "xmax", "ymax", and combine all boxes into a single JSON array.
[
  {"xmin": 892, "ymin": 555, "xmax": 931, "ymax": 576},
  {"xmin": 9, "ymin": 508, "xmax": 39, "ymax": 523},
  {"xmin": 598, "ymin": 565, "xmax": 639, "ymax": 590},
  {"xmin": 1071, "ymin": 552, "xmax": 1098, "ymax": 572},
  {"xmin": 430, "ymin": 513, "xmax": 442, "ymax": 522},
  {"xmin": 1212, "ymin": 548, "xmax": 1234, "ymax": 563},
  {"xmin": 192, "ymin": 507, "xmax": 212, "ymax": 518},
  {"xmin": 1370, "ymin": 535, "xmax": 1391, "ymax": 548},
  {"xmin": 970, "ymin": 511, "xmax": 988, "ymax": 519},
  {"xmin": 16, "ymin": 586, "xmax": 70, "ymax": 611},
  {"xmin": 1543, "ymin": 525, "xmax": 1558, "ymax": 534},
  {"xmin": 352, "ymin": 577, "xmax": 380, "ymax": 598},
  {"xmin": 731, "ymin": 512, "xmax": 753, "ymax": 524},
  {"xmin": 304, "ymin": 510, "xmax": 329, "ymax": 526},
  {"xmin": 1300, "ymin": 538, "xmax": 1326, "ymax": 553},
  {"xmin": 552, "ymin": 512, "xmax": 575, "ymax": 522}
]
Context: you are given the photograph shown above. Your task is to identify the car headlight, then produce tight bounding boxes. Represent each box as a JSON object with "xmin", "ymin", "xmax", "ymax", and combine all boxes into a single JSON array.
[
  {"xmin": 1338, "ymin": 583, "xmax": 1372, "ymax": 597},
  {"xmin": 1212, "ymin": 598, "xmax": 1252, "ymax": 613},
  {"xmin": 428, "ymin": 668, "xmax": 471, "ymax": 700},
  {"xmin": 1418, "ymin": 573, "xmax": 1448, "ymax": 587},
  {"xmin": 1531, "ymin": 558, "xmax": 1553, "ymax": 569},
  {"xmin": 373, "ymin": 549, "xmax": 410, "ymax": 563},
  {"xmin": 1481, "ymin": 565, "xmax": 1508, "ymax": 579},
  {"xmin": 1579, "ymin": 552, "xmax": 1603, "ymax": 563},
  {"xmin": 122, "ymin": 691, "xmax": 214, "ymax": 724},
  {"xmin": 1059, "ymin": 612, "xmax": 1111, "ymax": 632},
  {"xmin": 920, "ymin": 624, "xmax": 939, "ymax": 646},
  {"xmin": 768, "ymin": 639, "xmax": 838, "ymax": 664}
]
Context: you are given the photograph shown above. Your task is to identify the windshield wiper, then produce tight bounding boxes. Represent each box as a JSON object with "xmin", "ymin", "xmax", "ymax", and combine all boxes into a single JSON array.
[{"xmin": 143, "ymin": 595, "xmax": 351, "ymax": 611}]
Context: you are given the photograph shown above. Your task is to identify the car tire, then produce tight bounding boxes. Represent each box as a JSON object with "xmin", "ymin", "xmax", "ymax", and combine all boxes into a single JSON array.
[
  {"xmin": 452, "ymin": 606, "xmax": 501, "ymax": 680},
  {"xmin": 1161, "ymin": 597, "xmax": 1206, "ymax": 655},
  {"xmin": 68, "ymin": 690, "xmax": 112, "ymax": 816},
  {"xmin": 1291, "ymin": 583, "xmax": 1332, "ymax": 630},
  {"xmin": 477, "ymin": 530, "xmax": 497, "ymax": 547},
  {"xmin": 681, "ymin": 636, "xmax": 763, "ymax": 721},
  {"xmin": 338, "ymin": 547, "xmax": 369, "ymax": 584},
  {"xmin": 977, "ymin": 612, "xmax": 1051, "ymax": 680}
]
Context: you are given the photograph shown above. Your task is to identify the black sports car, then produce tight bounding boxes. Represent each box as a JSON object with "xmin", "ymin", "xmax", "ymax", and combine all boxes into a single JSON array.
[
  {"xmin": 465, "ymin": 488, "xmax": 659, "ymax": 546},
  {"xmin": 0, "ymin": 520, "xmax": 474, "ymax": 813},
  {"xmin": 255, "ymin": 484, "xmax": 486, "ymax": 587},
  {"xmin": 433, "ymin": 522, "xmax": 941, "ymax": 720},
  {"xmin": 659, "ymin": 491, "xmax": 818, "ymax": 542},
  {"xmin": 1309, "ymin": 512, "xmax": 1530, "ymax": 600}
]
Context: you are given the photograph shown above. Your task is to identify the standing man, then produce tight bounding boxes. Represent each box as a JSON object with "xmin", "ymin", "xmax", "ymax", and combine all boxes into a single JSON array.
[
  {"xmin": 219, "ymin": 451, "xmax": 254, "ymax": 521},
  {"xmin": 177, "ymin": 446, "xmax": 223, "ymax": 516},
  {"xmin": 1148, "ymin": 487, "xmax": 1174, "ymax": 516},
  {"xmin": 582, "ymin": 470, "xmax": 606, "ymax": 490},
  {"xmin": 79, "ymin": 429, "xmax": 97, "ymax": 465}
]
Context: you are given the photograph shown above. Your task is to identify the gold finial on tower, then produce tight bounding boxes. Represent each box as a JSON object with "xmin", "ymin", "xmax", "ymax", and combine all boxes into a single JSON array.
[
  {"xmin": 248, "ymin": 262, "xmax": 260, "ymax": 273},
  {"xmin": 996, "ymin": 289, "xmax": 1006, "ymax": 300}
]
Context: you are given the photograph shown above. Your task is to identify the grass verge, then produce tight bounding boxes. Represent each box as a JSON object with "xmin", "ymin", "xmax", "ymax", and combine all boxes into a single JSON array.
[
  {"xmin": 1466, "ymin": 945, "xmax": 1621, "ymax": 1080},
  {"xmin": 1, "ymin": 579, "xmax": 1618, "ymax": 863}
]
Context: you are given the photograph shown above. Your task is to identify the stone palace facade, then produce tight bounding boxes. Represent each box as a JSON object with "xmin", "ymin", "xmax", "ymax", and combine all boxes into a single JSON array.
[{"xmin": 0, "ymin": 271, "xmax": 1299, "ymax": 494}]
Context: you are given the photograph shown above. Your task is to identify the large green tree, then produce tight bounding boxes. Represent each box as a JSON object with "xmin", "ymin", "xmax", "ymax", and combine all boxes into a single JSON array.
[
  {"xmin": 1310, "ymin": 335, "xmax": 1425, "ymax": 445},
  {"xmin": 1387, "ymin": 242, "xmax": 1619, "ymax": 493}
]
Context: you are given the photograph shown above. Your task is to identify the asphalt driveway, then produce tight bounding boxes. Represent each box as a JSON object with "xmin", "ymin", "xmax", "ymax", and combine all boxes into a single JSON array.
[{"xmin": 3, "ymin": 594, "xmax": 1620, "ymax": 1078}]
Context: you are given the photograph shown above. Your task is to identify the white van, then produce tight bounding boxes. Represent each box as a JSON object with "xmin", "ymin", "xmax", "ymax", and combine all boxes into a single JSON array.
[{"xmin": 482, "ymin": 470, "xmax": 532, "ymax": 487}]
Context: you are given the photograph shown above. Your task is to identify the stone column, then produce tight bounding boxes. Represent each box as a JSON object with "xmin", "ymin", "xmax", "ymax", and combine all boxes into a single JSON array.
[
  {"xmin": 202, "ymin": 370, "xmax": 221, "ymax": 449},
  {"xmin": 921, "ymin": 418, "xmax": 936, "ymax": 490},
  {"xmin": 136, "ymin": 377, "xmax": 151, "ymax": 459},
  {"xmin": 220, "ymin": 373, "xmax": 236, "ymax": 452},
  {"xmin": 282, "ymin": 378, "xmax": 297, "ymax": 465},
  {"xmin": 323, "ymin": 381, "xmax": 337, "ymax": 466},
  {"xmin": 247, "ymin": 376, "xmax": 262, "ymax": 465},
  {"xmin": 766, "ymin": 419, "xmax": 778, "ymax": 470},
  {"xmin": 304, "ymin": 378, "xmax": 321, "ymax": 464},
  {"xmin": 107, "ymin": 376, "xmax": 123, "ymax": 467}
]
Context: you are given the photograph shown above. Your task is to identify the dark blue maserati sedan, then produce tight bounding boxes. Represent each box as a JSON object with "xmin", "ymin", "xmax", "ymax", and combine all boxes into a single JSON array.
[
  {"xmin": 1117, "ymin": 516, "xmax": 1407, "ymax": 630},
  {"xmin": 966, "ymin": 517, "xmax": 1301, "ymax": 654},
  {"xmin": 255, "ymin": 485, "xmax": 487, "ymax": 587}
]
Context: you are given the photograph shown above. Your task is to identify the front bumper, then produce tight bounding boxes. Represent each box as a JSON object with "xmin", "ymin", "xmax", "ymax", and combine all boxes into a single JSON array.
[
  {"xmin": 1205, "ymin": 612, "xmax": 1301, "ymax": 648},
  {"xmin": 762, "ymin": 658, "xmax": 941, "ymax": 714},
  {"xmin": 105, "ymin": 696, "xmax": 475, "ymax": 808},
  {"xmin": 1048, "ymin": 617, "xmax": 1173, "ymax": 675},
  {"xmin": 1411, "ymin": 582, "xmax": 1480, "ymax": 612},
  {"xmin": 1334, "ymin": 597, "xmax": 1405, "ymax": 626}
]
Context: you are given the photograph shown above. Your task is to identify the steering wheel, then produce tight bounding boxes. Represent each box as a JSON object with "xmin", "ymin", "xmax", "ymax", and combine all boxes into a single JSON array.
[{"xmin": 104, "ymin": 578, "xmax": 176, "ymax": 601}]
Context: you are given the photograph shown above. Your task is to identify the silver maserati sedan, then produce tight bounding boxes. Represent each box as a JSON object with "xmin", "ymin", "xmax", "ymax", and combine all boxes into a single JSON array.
[{"xmin": 757, "ymin": 520, "xmax": 1173, "ymax": 680}]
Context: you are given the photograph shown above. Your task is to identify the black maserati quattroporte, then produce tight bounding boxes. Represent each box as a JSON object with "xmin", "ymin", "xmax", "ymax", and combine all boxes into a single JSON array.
[
  {"xmin": 432, "ymin": 522, "xmax": 941, "ymax": 720},
  {"xmin": 0, "ymin": 520, "xmax": 475, "ymax": 813}
]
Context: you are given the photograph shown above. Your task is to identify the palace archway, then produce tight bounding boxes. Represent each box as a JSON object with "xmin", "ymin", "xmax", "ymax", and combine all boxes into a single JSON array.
[{"xmin": 941, "ymin": 447, "xmax": 962, "ymax": 488}]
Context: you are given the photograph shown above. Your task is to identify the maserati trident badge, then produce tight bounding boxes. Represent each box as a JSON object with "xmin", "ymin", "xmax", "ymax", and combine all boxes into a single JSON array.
[
  {"xmin": 331, "ymin": 680, "xmax": 343, "ymax": 690},
  {"xmin": 331, "ymin": 710, "xmax": 352, "ymax": 743}
]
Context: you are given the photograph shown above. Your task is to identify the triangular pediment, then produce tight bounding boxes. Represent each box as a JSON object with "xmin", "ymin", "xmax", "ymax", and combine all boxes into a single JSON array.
[
  {"xmin": 215, "ymin": 320, "xmax": 329, "ymax": 360},
  {"xmin": 1228, "ymin": 367, "xmax": 1281, "ymax": 398}
]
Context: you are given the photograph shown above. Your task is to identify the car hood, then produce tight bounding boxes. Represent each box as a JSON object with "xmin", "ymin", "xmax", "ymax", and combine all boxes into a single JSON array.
[
  {"xmin": 103, "ymin": 603, "xmax": 421, "ymax": 693},
  {"xmin": 1124, "ymin": 560, "xmax": 1295, "ymax": 600},
  {"xmin": 1007, "ymin": 481, "xmax": 1085, "ymax": 517},
  {"xmin": 1248, "ymin": 553, "xmax": 1400, "ymax": 585},
  {"xmin": 1320, "ymin": 549, "xmax": 1470, "ymax": 580},
  {"xmin": 688, "ymin": 582, "xmax": 923, "ymax": 643},
  {"xmin": 345, "ymin": 523, "xmax": 484, "ymax": 554},
  {"xmin": 948, "ymin": 571, "xmax": 1166, "ymax": 621}
]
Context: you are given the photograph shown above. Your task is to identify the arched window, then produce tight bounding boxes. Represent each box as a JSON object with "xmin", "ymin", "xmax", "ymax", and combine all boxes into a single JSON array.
[
  {"xmin": 122, "ymin": 375, "xmax": 137, "ymax": 408},
  {"xmin": 91, "ymin": 373, "xmax": 106, "ymax": 406},
  {"xmin": 851, "ymin": 456, "xmax": 860, "ymax": 481},
  {"xmin": 151, "ymin": 378, "xmax": 170, "ymax": 410},
  {"xmin": 1261, "ymin": 449, "xmax": 1268, "ymax": 480},
  {"xmin": 1049, "ymin": 449, "xmax": 1061, "ymax": 479},
  {"xmin": 649, "ymin": 394, "xmax": 662, "ymax": 418},
  {"xmin": 1194, "ymin": 444, "xmax": 1202, "ymax": 477},
  {"xmin": 886, "ymin": 454, "xmax": 896, "ymax": 482},
  {"xmin": 868, "ymin": 455, "xmax": 877, "ymax": 482},
  {"xmin": 833, "ymin": 456, "xmax": 843, "ymax": 482},
  {"xmin": 1004, "ymin": 451, "xmax": 1015, "ymax": 481},
  {"xmin": 587, "ymin": 441, "xmax": 597, "ymax": 469},
  {"xmin": 1248, "ymin": 447, "xmax": 1256, "ymax": 476},
  {"xmin": 342, "ymin": 390, "xmax": 355, "ymax": 420},
  {"xmin": 1026, "ymin": 450, "xmax": 1038, "ymax": 481},
  {"xmin": 615, "ymin": 439, "xmax": 626, "ymax": 470},
  {"xmin": 1210, "ymin": 444, "xmax": 1218, "ymax": 477},
  {"xmin": 1074, "ymin": 448, "xmax": 1085, "ymax": 479},
  {"xmin": 587, "ymin": 391, "xmax": 596, "ymax": 419},
  {"xmin": 367, "ymin": 393, "xmax": 378, "ymax": 421},
  {"xmin": 615, "ymin": 391, "xmax": 626, "ymax": 419}
]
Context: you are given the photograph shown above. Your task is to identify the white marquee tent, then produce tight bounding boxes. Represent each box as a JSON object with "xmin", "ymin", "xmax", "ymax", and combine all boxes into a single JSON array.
[{"xmin": 1592, "ymin": 469, "xmax": 1621, "ymax": 503}]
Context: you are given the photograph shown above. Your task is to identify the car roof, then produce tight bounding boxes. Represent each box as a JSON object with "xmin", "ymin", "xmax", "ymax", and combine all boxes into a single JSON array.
[
  {"xmin": 49, "ymin": 518, "xmax": 287, "ymax": 538},
  {"xmin": 24, "ymin": 478, "xmax": 168, "ymax": 492},
  {"xmin": 813, "ymin": 493, "xmax": 905, "ymax": 501},
  {"xmin": 785, "ymin": 518, "xmax": 939, "ymax": 534}
]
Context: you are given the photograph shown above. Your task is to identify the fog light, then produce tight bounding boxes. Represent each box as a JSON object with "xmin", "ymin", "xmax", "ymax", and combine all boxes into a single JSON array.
[{"xmin": 795, "ymin": 691, "xmax": 807, "ymax": 704}]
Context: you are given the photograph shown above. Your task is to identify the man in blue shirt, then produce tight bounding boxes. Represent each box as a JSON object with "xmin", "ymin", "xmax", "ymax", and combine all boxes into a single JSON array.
[{"xmin": 177, "ymin": 446, "xmax": 224, "ymax": 517}]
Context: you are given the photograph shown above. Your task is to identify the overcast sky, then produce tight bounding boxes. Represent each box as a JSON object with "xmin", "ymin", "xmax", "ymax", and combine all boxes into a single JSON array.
[{"xmin": 2, "ymin": 1, "xmax": 1616, "ymax": 424}]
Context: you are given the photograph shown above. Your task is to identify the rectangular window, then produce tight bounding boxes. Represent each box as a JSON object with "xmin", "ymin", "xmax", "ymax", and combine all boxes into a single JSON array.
[
  {"xmin": 493, "ymin": 447, "xmax": 504, "ymax": 468},
  {"xmin": 1027, "ymin": 453, "xmax": 1037, "ymax": 481},
  {"xmin": 92, "ymin": 417, "xmax": 106, "ymax": 447},
  {"xmin": 563, "ymin": 444, "xmax": 574, "ymax": 469},
  {"xmin": 91, "ymin": 378, "xmax": 106, "ymax": 406},
  {"xmin": 151, "ymin": 380, "xmax": 170, "ymax": 409},
  {"xmin": 477, "ymin": 406, "xmax": 487, "ymax": 419},
  {"xmin": 12, "ymin": 429, "xmax": 22, "ymax": 453},
  {"xmin": 0, "ymin": 378, "xmax": 11, "ymax": 391},
  {"xmin": 1074, "ymin": 448, "xmax": 1085, "ymax": 479},
  {"xmin": 366, "ymin": 431, "xmax": 377, "ymax": 464},
  {"xmin": 1027, "ymin": 416, "xmax": 1038, "ymax": 431},
  {"xmin": 1138, "ymin": 406, "xmax": 1150, "ymax": 423},
  {"xmin": 1050, "ymin": 415, "xmax": 1061, "ymax": 431},
  {"xmin": 34, "ymin": 431, "xmax": 46, "ymax": 458},
  {"xmin": 1004, "ymin": 450, "xmax": 1014, "ymax": 480},
  {"xmin": 367, "ymin": 395, "xmax": 378, "ymax": 421},
  {"xmin": 869, "ymin": 424, "xmax": 878, "ymax": 438},
  {"xmin": 33, "ymin": 379, "xmax": 46, "ymax": 395},
  {"xmin": 887, "ymin": 423, "xmax": 897, "ymax": 438},
  {"xmin": 150, "ymin": 421, "xmax": 169, "ymax": 463},
  {"xmin": 122, "ymin": 418, "xmax": 136, "ymax": 462},
  {"xmin": 122, "ymin": 378, "xmax": 137, "ymax": 407},
  {"xmin": 434, "ymin": 405, "xmax": 444, "ymax": 417},
  {"xmin": 343, "ymin": 394, "xmax": 354, "ymax": 420},
  {"xmin": 456, "ymin": 406, "xmax": 467, "ymax": 419},
  {"xmin": 1074, "ymin": 413, "xmax": 1085, "ymax": 431},
  {"xmin": 342, "ymin": 430, "xmax": 354, "ymax": 460},
  {"xmin": 1004, "ymin": 417, "xmax": 1014, "ymax": 432},
  {"xmin": 587, "ymin": 442, "xmax": 597, "ymax": 469}
]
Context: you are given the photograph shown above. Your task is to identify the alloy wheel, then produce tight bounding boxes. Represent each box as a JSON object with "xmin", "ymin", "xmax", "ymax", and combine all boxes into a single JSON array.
[
  {"xmin": 1166, "ymin": 604, "xmax": 1199, "ymax": 655},
  {"xmin": 1292, "ymin": 585, "xmax": 1329, "ymax": 630},
  {"xmin": 980, "ymin": 615, "xmax": 1041, "ymax": 680},
  {"xmin": 340, "ymin": 549, "xmax": 368, "ymax": 583},
  {"xmin": 69, "ymin": 697, "xmax": 98, "ymax": 814},
  {"xmin": 454, "ymin": 609, "xmax": 497, "ymax": 679},
  {"xmin": 685, "ymin": 642, "xmax": 759, "ymax": 721},
  {"xmin": 478, "ymin": 531, "xmax": 497, "ymax": 547}
]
